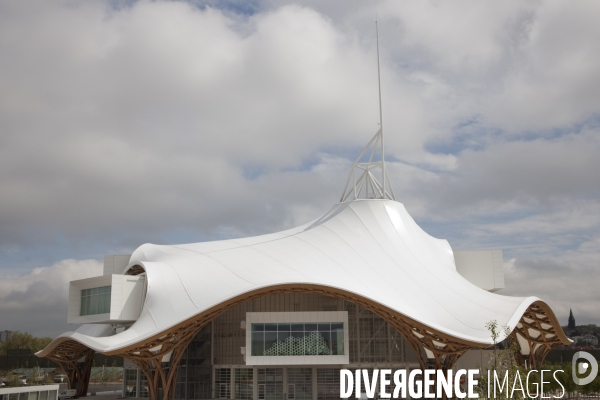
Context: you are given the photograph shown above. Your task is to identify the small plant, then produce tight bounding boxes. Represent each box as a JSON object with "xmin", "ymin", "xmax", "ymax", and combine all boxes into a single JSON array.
[
  {"xmin": 476, "ymin": 321, "xmax": 600, "ymax": 399},
  {"xmin": 6, "ymin": 374, "xmax": 24, "ymax": 387},
  {"xmin": 477, "ymin": 321, "xmax": 527, "ymax": 400}
]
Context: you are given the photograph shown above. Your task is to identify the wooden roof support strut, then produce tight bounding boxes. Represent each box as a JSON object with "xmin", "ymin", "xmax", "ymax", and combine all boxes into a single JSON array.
[
  {"xmin": 40, "ymin": 284, "xmax": 569, "ymax": 400},
  {"xmin": 46, "ymin": 347, "xmax": 95, "ymax": 398}
]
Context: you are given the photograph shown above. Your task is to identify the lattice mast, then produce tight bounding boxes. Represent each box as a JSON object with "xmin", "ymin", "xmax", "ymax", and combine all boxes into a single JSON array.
[{"xmin": 340, "ymin": 21, "xmax": 395, "ymax": 202}]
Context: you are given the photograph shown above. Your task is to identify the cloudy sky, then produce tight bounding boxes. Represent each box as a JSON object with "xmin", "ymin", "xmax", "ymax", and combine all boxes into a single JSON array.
[{"xmin": 0, "ymin": 0, "xmax": 599, "ymax": 338}]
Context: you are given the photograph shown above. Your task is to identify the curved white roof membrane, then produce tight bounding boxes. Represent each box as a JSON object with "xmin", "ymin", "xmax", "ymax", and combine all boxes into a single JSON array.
[{"xmin": 40, "ymin": 199, "xmax": 562, "ymax": 356}]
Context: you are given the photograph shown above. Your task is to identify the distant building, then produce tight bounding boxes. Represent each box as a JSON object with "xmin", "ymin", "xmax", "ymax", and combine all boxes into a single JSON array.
[
  {"xmin": 568, "ymin": 309, "xmax": 576, "ymax": 329},
  {"xmin": 572, "ymin": 334, "xmax": 599, "ymax": 346},
  {"xmin": 0, "ymin": 330, "xmax": 12, "ymax": 343}
]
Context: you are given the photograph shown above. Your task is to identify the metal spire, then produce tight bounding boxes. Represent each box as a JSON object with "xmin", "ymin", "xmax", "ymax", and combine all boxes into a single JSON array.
[
  {"xmin": 376, "ymin": 20, "xmax": 386, "ymax": 196},
  {"xmin": 339, "ymin": 21, "xmax": 395, "ymax": 203}
]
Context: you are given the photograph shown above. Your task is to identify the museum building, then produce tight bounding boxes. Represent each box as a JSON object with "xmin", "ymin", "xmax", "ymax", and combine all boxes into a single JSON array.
[{"xmin": 37, "ymin": 127, "xmax": 570, "ymax": 400}]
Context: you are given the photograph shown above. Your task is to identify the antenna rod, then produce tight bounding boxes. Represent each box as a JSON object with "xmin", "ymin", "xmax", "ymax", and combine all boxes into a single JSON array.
[{"xmin": 376, "ymin": 20, "xmax": 386, "ymax": 196}]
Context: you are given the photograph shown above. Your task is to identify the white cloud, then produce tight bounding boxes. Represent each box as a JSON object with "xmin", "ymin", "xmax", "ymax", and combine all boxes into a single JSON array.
[
  {"xmin": 502, "ymin": 234, "xmax": 600, "ymax": 325},
  {"xmin": 0, "ymin": 0, "xmax": 598, "ymax": 331},
  {"xmin": 0, "ymin": 259, "xmax": 102, "ymax": 336},
  {"xmin": 401, "ymin": 126, "xmax": 600, "ymax": 223}
]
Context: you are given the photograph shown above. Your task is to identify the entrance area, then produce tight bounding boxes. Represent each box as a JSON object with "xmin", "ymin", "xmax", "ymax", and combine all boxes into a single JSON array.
[{"xmin": 122, "ymin": 292, "xmax": 420, "ymax": 399}]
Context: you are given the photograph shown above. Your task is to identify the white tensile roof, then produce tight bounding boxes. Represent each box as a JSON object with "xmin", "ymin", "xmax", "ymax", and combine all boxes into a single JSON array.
[{"xmin": 39, "ymin": 198, "xmax": 554, "ymax": 356}]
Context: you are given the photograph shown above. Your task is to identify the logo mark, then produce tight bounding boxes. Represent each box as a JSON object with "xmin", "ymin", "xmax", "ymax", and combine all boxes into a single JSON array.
[{"xmin": 572, "ymin": 351, "xmax": 598, "ymax": 385}]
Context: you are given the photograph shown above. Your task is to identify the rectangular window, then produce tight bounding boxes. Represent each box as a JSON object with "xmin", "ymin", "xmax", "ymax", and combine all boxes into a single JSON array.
[
  {"xmin": 287, "ymin": 369, "xmax": 312, "ymax": 400},
  {"xmin": 80, "ymin": 286, "xmax": 111, "ymax": 316},
  {"xmin": 246, "ymin": 312, "xmax": 349, "ymax": 365},
  {"xmin": 250, "ymin": 322, "xmax": 345, "ymax": 356},
  {"xmin": 125, "ymin": 369, "xmax": 138, "ymax": 397},
  {"xmin": 140, "ymin": 372, "xmax": 149, "ymax": 398},
  {"xmin": 234, "ymin": 368, "xmax": 253, "ymax": 400},
  {"xmin": 257, "ymin": 369, "xmax": 283, "ymax": 400},
  {"xmin": 316, "ymin": 369, "xmax": 340, "ymax": 400},
  {"xmin": 214, "ymin": 368, "xmax": 231, "ymax": 399}
]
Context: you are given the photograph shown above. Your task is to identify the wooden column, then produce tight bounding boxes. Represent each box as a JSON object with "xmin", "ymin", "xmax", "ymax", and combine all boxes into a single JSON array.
[
  {"xmin": 122, "ymin": 324, "xmax": 203, "ymax": 400},
  {"xmin": 513, "ymin": 303, "xmax": 567, "ymax": 368},
  {"xmin": 46, "ymin": 345, "xmax": 95, "ymax": 398}
]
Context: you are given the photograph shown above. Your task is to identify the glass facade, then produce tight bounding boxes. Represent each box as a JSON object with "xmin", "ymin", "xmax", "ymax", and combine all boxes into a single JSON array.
[
  {"xmin": 80, "ymin": 286, "xmax": 111, "ymax": 316},
  {"xmin": 213, "ymin": 293, "xmax": 416, "ymax": 365},
  {"xmin": 214, "ymin": 369, "xmax": 230, "ymax": 399},
  {"xmin": 140, "ymin": 370, "xmax": 149, "ymax": 398},
  {"xmin": 125, "ymin": 369, "xmax": 137, "ymax": 397},
  {"xmin": 234, "ymin": 369, "xmax": 253, "ymax": 400},
  {"xmin": 251, "ymin": 323, "xmax": 344, "ymax": 357},
  {"xmin": 174, "ymin": 324, "xmax": 212, "ymax": 400},
  {"xmin": 286, "ymin": 368, "xmax": 311, "ymax": 400},
  {"xmin": 257, "ymin": 368, "xmax": 283, "ymax": 400},
  {"xmin": 316, "ymin": 369, "xmax": 339, "ymax": 400},
  {"xmin": 124, "ymin": 292, "xmax": 420, "ymax": 399}
]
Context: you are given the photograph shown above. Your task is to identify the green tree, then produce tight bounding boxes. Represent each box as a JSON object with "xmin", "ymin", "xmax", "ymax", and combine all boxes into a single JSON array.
[{"xmin": 0, "ymin": 331, "xmax": 53, "ymax": 355}]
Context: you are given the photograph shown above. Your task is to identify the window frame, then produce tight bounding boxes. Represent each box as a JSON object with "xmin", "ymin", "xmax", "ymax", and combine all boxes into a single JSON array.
[
  {"xmin": 80, "ymin": 285, "xmax": 111, "ymax": 316},
  {"xmin": 245, "ymin": 312, "xmax": 349, "ymax": 365}
]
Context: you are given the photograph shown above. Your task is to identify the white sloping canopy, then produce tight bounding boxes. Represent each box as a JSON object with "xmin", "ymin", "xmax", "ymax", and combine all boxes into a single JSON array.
[{"xmin": 39, "ymin": 199, "xmax": 567, "ymax": 356}]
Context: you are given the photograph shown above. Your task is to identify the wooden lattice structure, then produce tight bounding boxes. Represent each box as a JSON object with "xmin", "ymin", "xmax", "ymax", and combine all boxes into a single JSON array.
[
  {"xmin": 512, "ymin": 301, "xmax": 568, "ymax": 369},
  {"xmin": 39, "ymin": 283, "xmax": 570, "ymax": 400},
  {"xmin": 124, "ymin": 265, "xmax": 145, "ymax": 276},
  {"xmin": 44, "ymin": 341, "xmax": 95, "ymax": 398}
]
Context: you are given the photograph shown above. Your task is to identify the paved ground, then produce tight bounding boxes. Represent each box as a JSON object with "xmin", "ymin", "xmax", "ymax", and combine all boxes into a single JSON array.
[
  {"xmin": 58, "ymin": 382, "xmax": 123, "ymax": 397},
  {"xmin": 83, "ymin": 392, "xmax": 125, "ymax": 400}
]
